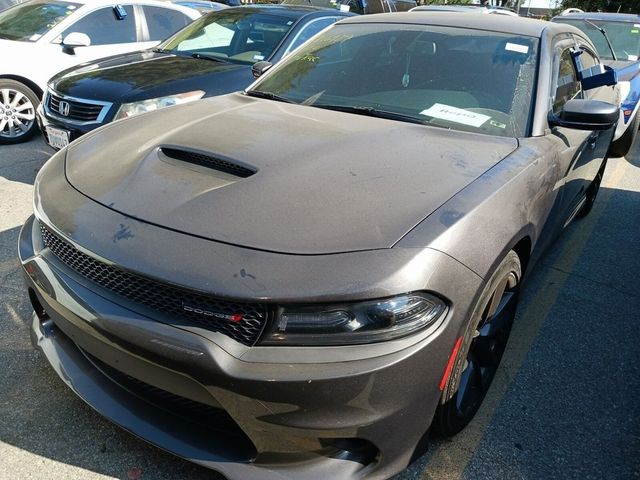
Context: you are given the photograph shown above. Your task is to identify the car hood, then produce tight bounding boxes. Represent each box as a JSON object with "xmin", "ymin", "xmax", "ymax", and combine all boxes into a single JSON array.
[
  {"xmin": 50, "ymin": 50, "xmax": 250, "ymax": 102},
  {"xmin": 65, "ymin": 93, "xmax": 518, "ymax": 254},
  {"xmin": 606, "ymin": 59, "xmax": 640, "ymax": 82}
]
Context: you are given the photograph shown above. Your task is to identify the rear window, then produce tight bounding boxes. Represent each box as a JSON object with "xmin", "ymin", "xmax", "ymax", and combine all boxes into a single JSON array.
[{"xmin": 0, "ymin": 1, "xmax": 80, "ymax": 41}]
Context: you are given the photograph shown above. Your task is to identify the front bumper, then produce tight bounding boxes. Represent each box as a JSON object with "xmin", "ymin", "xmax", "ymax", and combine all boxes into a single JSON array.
[
  {"xmin": 36, "ymin": 103, "xmax": 105, "ymax": 150},
  {"xmin": 20, "ymin": 150, "xmax": 485, "ymax": 478},
  {"xmin": 20, "ymin": 212, "xmax": 482, "ymax": 479}
]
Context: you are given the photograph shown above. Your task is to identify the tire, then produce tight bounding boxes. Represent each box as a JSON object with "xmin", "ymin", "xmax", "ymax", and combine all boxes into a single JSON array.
[
  {"xmin": 576, "ymin": 159, "xmax": 606, "ymax": 219},
  {"xmin": 609, "ymin": 112, "xmax": 639, "ymax": 158},
  {"xmin": 0, "ymin": 79, "xmax": 40, "ymax": 145},
  {"xmin": 431, "ymin": 250, "xmax": 521, "ymax": 437}
]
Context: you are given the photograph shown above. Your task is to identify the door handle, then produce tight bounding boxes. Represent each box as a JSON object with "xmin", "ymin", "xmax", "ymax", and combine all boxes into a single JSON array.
[{"xmin": 587, "ymin": 132, "xmax": 598, "ymax": 149}]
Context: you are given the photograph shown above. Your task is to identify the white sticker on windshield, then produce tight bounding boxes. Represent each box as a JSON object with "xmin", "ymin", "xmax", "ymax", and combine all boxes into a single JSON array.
[
  {"xmin": 340, "ymin": 4, "xmax": 350, "ymax": 11},
  {"xmin": 420, "ymin": 104, "xmax": 490, "ymax": 127},
  {"xmin": 505, "ymin": 42, "xmax": 529, "ymax": 54},
  {"xmin": 253, "ymin": 54, "xmax": 265, "ymax": 61},
  {"xmin": 629, "ymin": 54, "xmax": 639, "ymax": 61}
]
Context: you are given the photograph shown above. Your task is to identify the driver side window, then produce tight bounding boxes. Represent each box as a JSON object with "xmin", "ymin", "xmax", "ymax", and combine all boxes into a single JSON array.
[
  {"xmin": 553, "ymin": 48, "xmax": 581, "ymax": 115},
  {"xmin": 62, "ymin": 5, "xmax": 136, "ymax": 46}
]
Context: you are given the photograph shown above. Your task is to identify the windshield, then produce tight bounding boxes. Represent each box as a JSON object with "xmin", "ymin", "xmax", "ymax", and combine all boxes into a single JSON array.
[
  {"xmin": 559, "ymin": 19, "xmax": 640, "ymax": 61},
  {"xmin": 0, "ymin": 1, "xmax": 80, "ymax": 41},
  {"xmin": 160, "ymin": 9, "xmax": 295, "ymax": 64},
  {"xmin": 250, "ymin": 24, "xmax": 539, "ymax": 138}
]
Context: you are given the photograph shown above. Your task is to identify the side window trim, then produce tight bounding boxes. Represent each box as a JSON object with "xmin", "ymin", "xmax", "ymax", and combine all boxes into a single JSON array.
[{"xmin": 551, "ymin": 42, "xmax": 583, "ymax": 115}]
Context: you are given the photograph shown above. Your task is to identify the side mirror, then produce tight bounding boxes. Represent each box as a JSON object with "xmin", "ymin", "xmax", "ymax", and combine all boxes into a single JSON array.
[
  {"xmin": 252, "ymin": 61, "xmax": 273, "ymax": 79},
  {"xmin": 548, "ymin": 99, "xmax": 618, "ymax": 131},
  {"xmin": 61, "ymin": 32, "xmax": 91, "ymax": 55}
]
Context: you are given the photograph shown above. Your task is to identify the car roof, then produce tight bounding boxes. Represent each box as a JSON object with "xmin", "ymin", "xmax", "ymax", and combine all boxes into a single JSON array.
[
  {"xmin": 227, "ymin": 4, "xmax": 343, "ymax": 17},
  {"xmin": 412, "ymin": 5, "xmax": 512, "ymax": 11},
  {"xmin": 411, "ymin": 5, "xmax": 518, "ymax": 16},
  {"xmin": 54, "ymin": 0, "xmax": 199, "ymax": 8},
  {"xmin": 339, "ymin": 12, "xmax": 579, "ymax": 38},
  {"xmin": 555, "ymin": 12, "xmax": 640, "ymax": 22}
]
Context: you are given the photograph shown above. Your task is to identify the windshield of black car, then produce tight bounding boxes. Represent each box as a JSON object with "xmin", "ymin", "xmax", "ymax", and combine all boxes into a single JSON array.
[
  {"xmin": 160, "ymin": 10, "xmax": 295, "ymax": 64},
  {"xmin": 559, "ymin": 19, "xmax": 640, "ymax": 61},
  {"xmin": 250, "ymin": 24, "xmax": 539, "ymax": 138},
  {"xmin": 0, "ymin": 1, "xmax": 80, "ymax": 41}
]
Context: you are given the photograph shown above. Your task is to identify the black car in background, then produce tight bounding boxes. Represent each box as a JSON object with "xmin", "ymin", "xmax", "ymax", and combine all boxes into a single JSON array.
[{"xmin": 37, "ymin": 5, "xmax": 352, "ymax": 149}]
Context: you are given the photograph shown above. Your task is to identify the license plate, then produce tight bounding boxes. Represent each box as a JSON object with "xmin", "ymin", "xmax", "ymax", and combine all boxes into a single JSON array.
[{"xmin": 45, "ymin": 126, "xmax": 69, "ymax": 149}]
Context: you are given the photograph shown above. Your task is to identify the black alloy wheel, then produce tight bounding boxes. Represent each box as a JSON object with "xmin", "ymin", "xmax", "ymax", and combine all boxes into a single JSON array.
[{"xmin": 432, "ymin": 250, "xmax": 521, "ymax": 437}]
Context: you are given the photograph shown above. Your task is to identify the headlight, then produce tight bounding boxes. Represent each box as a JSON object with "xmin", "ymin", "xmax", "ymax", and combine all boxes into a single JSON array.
[
  {"xmin": 113, "ymin": 90, "xmax": 205, "ymax": 120},
  {"xmin": 261, "ymin": 293, "xmax": 447, "ymax": 346}
]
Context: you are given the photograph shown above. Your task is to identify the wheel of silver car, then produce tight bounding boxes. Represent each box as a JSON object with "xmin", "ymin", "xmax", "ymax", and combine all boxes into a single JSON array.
[
  {"xmin": 0, "ymin": 80, "xmax": 39, "ymax": 145},
  {"xmin": 432, "ymin": 250, "xmax": 521, "ymax": 437}
]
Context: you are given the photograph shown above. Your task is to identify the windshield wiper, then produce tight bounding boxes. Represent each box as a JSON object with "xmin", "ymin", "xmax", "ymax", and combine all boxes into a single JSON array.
[
  {"xmin": 313, "ymin": 105, "xmax": 429, "ymax": 125},
  {"xmin": 584, "ymin": 20, "xmax": 617, "ymax": 61},
  {"xmin": 152, "ymin": 47, "xmax": 172, "ymax": 53},
  {"xmin": 191, "ymin": 52, "xmax": 228, "ymax": 63},
  {"xmin": 244, "ymin": 90, "xmax": 295, "ymax": 103}
]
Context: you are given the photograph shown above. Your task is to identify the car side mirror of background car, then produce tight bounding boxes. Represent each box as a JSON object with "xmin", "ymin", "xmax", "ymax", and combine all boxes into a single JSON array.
[
  {"xmin": 252, "ymin": 61, "xmax": 273, "ymax": 79},
  {"xmin": 62, "ymin": 32, "xmax": 91, "ymax": 55},
  {"xmin": 548, "ymin": 99, "xmax": 618, "ymax": 131}
]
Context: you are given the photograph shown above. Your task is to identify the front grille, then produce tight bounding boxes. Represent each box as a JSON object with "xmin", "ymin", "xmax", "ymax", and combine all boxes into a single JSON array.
[
  {"xmin": 47, "ymin": 91, "xmax": 106, "ymax": 122},
  {"xmin": 161, "ymin": 147, "xmax": 256, "ymax": 178},
  {"xmin": 40, "ymin": 224, "xmax": 268, "ymax": 346}
]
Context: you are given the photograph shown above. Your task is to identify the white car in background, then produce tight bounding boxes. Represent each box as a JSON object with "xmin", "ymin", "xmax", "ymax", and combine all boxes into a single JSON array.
[{"xmin": 0, "ymin": 0, "xmax": 201, "ymax": 144}]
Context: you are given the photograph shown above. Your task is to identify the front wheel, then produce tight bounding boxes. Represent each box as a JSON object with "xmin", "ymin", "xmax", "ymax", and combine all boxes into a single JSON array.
[
  {"xmin": 431, "ymin": 250, "xmax": 521, "ymax": 437},
  {"xmin": 0, "ymin": 80, "xmax": 40, "ymax": 145}
]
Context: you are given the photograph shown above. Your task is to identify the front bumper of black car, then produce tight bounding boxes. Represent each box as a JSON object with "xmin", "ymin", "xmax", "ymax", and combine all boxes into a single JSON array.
[{"xmin": 36, "ymin": 91, "xmax": 113, "ymax": 150}]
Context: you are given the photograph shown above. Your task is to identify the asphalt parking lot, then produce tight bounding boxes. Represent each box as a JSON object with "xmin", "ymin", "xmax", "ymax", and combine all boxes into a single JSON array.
[{"xmin": 1, "ymin": 136, "xmax": 639, "ymax": 480}]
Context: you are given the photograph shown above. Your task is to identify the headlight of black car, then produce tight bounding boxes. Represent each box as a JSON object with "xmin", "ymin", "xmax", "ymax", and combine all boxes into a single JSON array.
[{"xmin": 262, "ymin": 293, "xmax": 447, "ymax": 346}]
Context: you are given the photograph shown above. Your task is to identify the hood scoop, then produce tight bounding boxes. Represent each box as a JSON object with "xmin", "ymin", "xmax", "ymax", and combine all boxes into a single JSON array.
[{"xmin": 160, "ymin": 147, "xmax": 256, "ymax": 178}]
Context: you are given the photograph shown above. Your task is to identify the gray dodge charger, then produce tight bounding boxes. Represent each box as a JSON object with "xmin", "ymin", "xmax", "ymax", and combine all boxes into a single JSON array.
[{"xmin": 20, "ymin": 13, "xmax": 619, "ymax": 480}]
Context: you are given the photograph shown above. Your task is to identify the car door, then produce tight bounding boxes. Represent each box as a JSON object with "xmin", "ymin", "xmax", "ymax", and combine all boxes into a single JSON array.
[
  {"xmin": 571, "ymin": 40, "xmax": 615, "ymax": 181},
  {"xmin": 56, "ymin": 4, "xmax": 144, "ymax": 65},
  {"xmin": 546, "ymin": 39, "xmax": 612, "ymax": 226}
]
